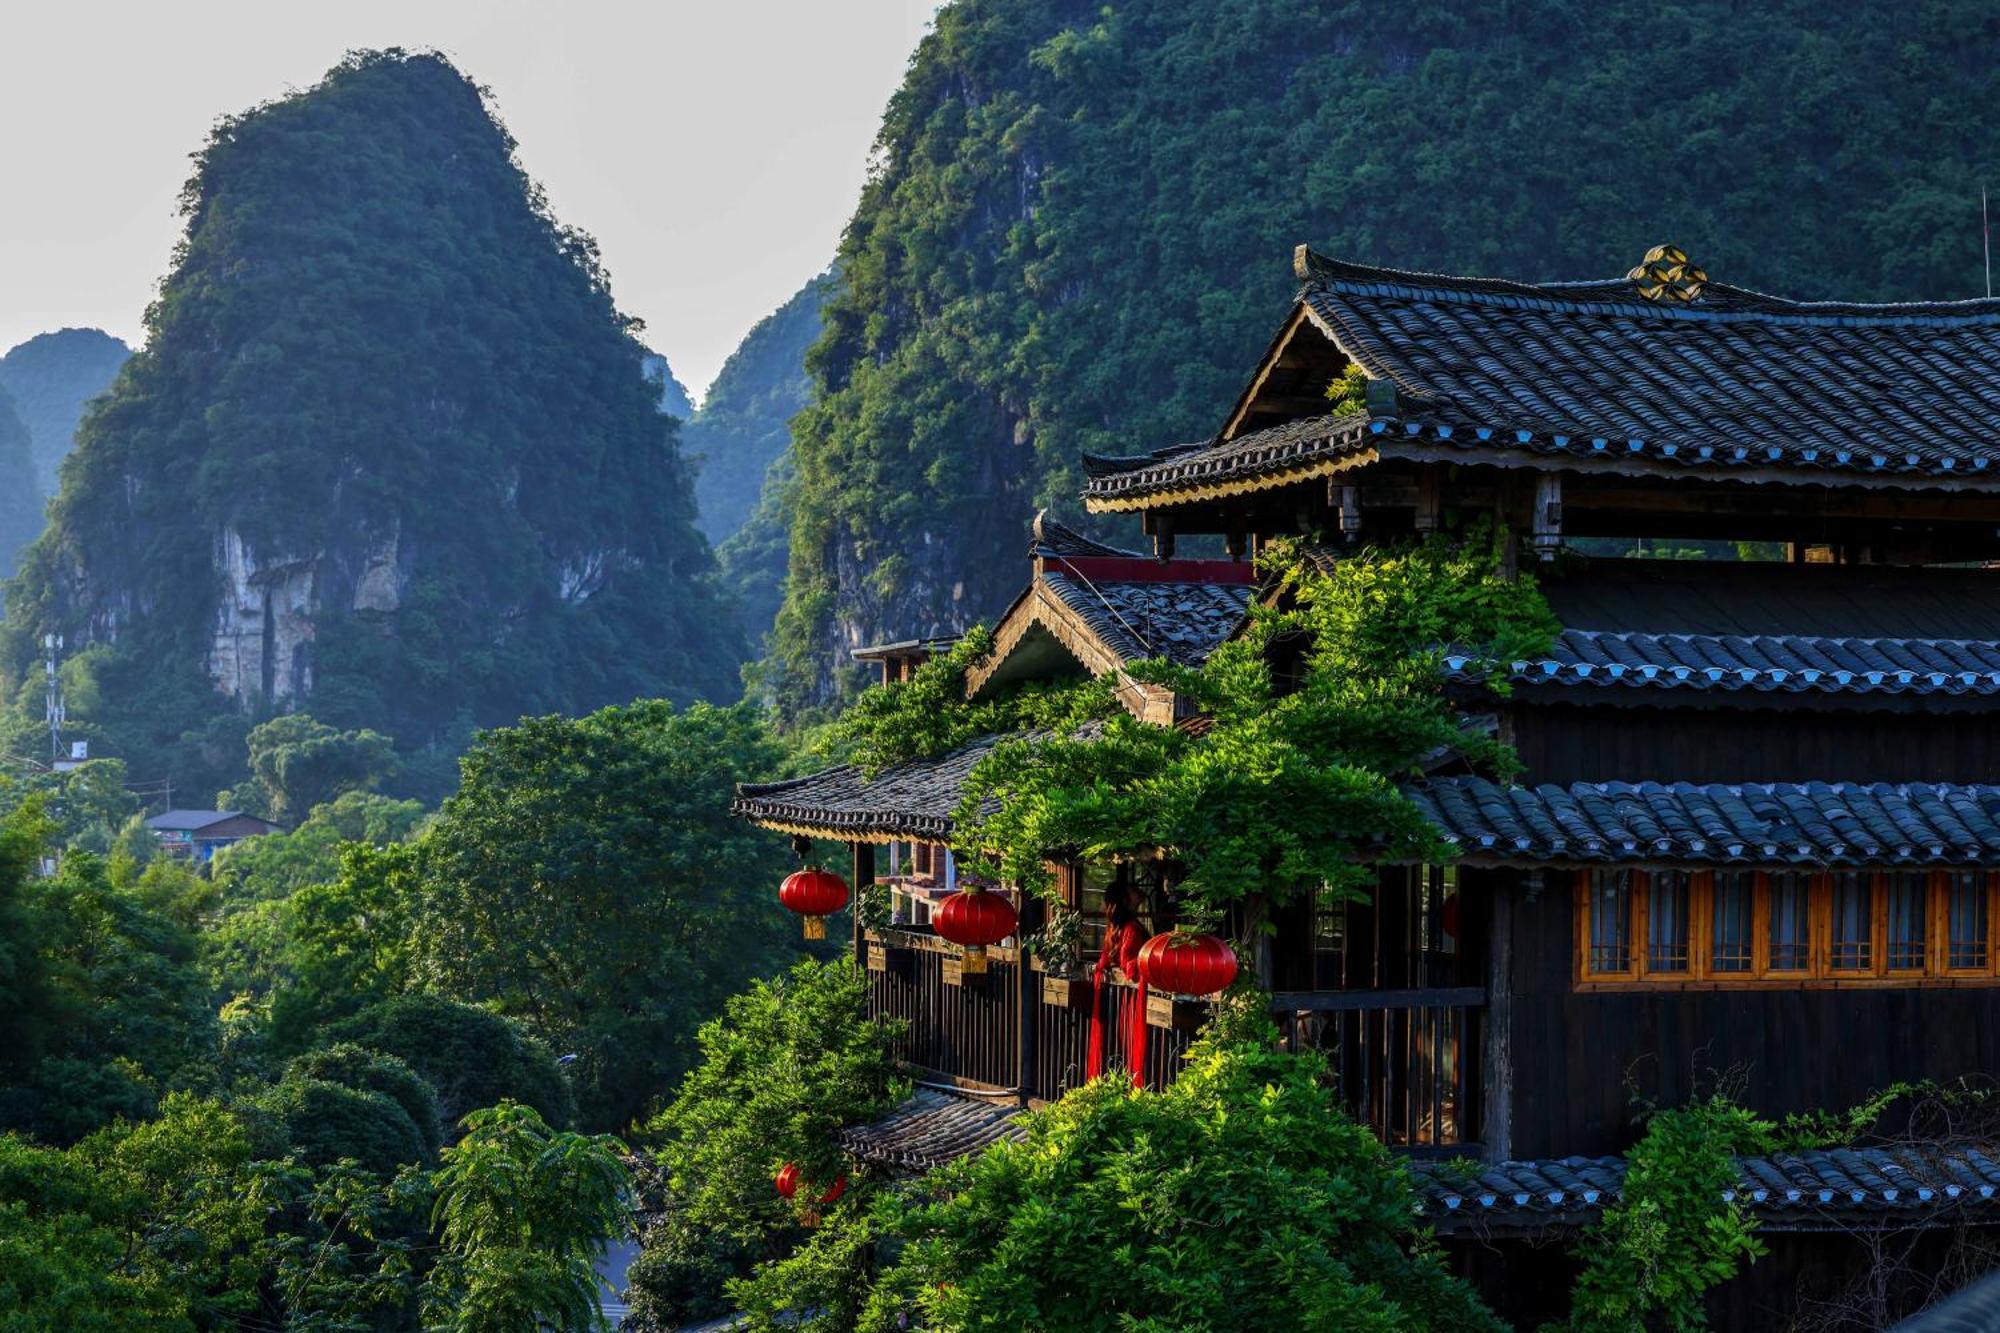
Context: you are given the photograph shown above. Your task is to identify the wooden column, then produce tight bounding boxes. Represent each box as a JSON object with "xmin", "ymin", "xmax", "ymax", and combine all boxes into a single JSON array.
[
  {"xmin": 1531, "ymin": 472, "xmax": 1563, "ymax": 562},
  {"xmin": 1017, "ymin": 883, "xmax": 1049, "ymax": 1107},
  {"xmin": 851, "ymin": 841, "xmax": 875, "ymax": 970},
  {"xmin": 1414, "ymin": 465, "xmax": 1442, "ymax": 536},
  {"xmin": 1482, "ymin": 873, "xmax": 1514, "ymax": 1163}
]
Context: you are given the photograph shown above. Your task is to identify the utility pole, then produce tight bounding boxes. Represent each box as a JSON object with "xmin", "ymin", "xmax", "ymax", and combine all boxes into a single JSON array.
[{"xmin": 42, "ymin": 633, "xmax": 64, "ymax": 769}]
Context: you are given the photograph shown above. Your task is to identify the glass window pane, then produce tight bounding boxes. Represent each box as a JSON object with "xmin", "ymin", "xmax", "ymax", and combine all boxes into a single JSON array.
[
  {"xmin": 1711, "ymin": 873, "xmax": 1754, "ymax": 973},
  {"xmin": 1886, "ymin": 873, "xmax": 1927, "ymax": 971},
  {"xmin": 1831, "ymin": 872, "xmax": 1873, "ymax": 971},
  {"xmin": 1589, "ymin": 871, "xmax": 1631, "ymax": 973},
  {"xmin": 1949, "ymin": 873, "xmax": 1989, "ymax": 971},
  {"xmin": 1769, "ymin": 873, "xmax": 1811, "ymax": 972},
  {"xmin": 1647, "ymin": 871, "xmax": 1691, "ymax": 973}
]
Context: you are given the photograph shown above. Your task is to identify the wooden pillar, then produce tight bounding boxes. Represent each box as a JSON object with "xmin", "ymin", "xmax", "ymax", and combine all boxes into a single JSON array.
[
  {"xmin": 1482, "ymin": 873, "xmax": 1514, "ymax": 1163},
  {"xmin": 1153, "ymin": 514, "xmax": 1176, "ymax": 562},
  {"xmin": 1336, "ymin": 484, "xmax": 1362, "ymax": 543},
  {"xmin": 1017, "ymin": 883, "xmax": 1048, "ymax": 1107},
  {"xmin": 1414, "ymin": 466, "xmax": 1442, "ymax": 536},
  {"xmin": 851, "ymin": 841, "xmax": 875, "ymax": 970},
  {"xmin": 1531, "ymin": 472, "xmax": 1563, "ymax": 562}
]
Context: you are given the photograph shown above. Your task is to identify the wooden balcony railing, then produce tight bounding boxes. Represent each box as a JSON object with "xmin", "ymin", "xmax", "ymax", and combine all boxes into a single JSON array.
[{"xmin": 864, "ymin": 929, "xmax": 1484, "ymax": 1150}]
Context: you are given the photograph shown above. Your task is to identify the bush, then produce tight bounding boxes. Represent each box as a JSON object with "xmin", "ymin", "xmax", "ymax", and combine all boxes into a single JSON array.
[
  {"xmin": 286, "ymin": 1044, "xmax": 442, "ymax": 1157},
  {"xmin": 734, "ymin": 1023, "xmax": 1501, "ymax": 1332},
  {"xmin": 326, "ymin": 995, "xmax": 572, "ymax": 1131},
  {"xmin": 256, "ymin": 1078, "xmax": 429, "ymax": 1178}
]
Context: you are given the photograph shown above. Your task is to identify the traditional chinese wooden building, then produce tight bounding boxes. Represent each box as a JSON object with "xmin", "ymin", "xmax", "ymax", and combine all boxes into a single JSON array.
[{"xmin": 736, "ymin": 246, "xmax": 2000, "ymax": 1326}]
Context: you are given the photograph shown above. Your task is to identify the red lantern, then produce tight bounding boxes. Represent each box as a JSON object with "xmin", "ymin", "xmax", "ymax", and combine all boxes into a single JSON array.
[
  {"xmin": 932, "ymin": 888, "xmax": 1018, "ymax": 975},
  {"xmin": 779, "ymin": 868, "xmax": 850, "ymax": 940},
  {"xmin": 1137, "ymin": 932, "xmax": 1238, "ymax": 997},
  {"xmin": 774, "ymin": 1162, "xmax": 848, "ymax": 1226}
]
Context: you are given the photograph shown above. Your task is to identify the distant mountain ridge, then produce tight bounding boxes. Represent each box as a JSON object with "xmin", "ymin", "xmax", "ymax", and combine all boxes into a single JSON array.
[
  {"xmin": 0, "ymin": 389, "xmax": 35, "ymax": 577},
  {"xmin": 1, "ymin": 50, "xmax": 739, "ymax": 797},
  {"xmin": 0, "ymin": 328, "xmax": 131, "ymax": 496},
  {"xmin": 641, "ymin": 352, "xmax": 696, "ymax": 420}
]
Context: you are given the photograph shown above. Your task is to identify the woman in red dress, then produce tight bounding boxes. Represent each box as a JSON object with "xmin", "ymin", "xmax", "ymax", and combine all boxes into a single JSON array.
[{"xmin": 1087, "ymin": 880, "xmax": 1151, "ymax": 1085}]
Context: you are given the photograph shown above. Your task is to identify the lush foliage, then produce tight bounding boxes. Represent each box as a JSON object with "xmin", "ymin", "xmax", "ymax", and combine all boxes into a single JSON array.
[
  {"xmin": 1565, "ymin": 1086, "xmax": 1914, "ymax": 1331},
  {"xmin": 625, "ymin": 959, "xmax": 903, "ymax": 1329},
  {"xmin": 423, "ymin": 1101, "xmax": 631, "ymax": 1332},
  {"xmin": 323, "ymin": 996, "xmax": 573, "ymax": 1132},
  {"xmin": 219, "ymin": 713, "xmax": 398, "ymax": 826},
  {"xmin": 0, "ymin": 817, "xmax": 213, "ymax": 1145},
  {"xmin": 412, "ymin": 699, "xmax": 795, "ymax": 1129},
  {"xmin": 0, "ymin": 1094, "xmax": 630, "ymax": 1332},
  {"xmin": 945, "ymin": 534, "xmax": 1554, "ymax": 919},
  {"xmin": 769, "ymin": 0, "xmax": 2000, "ymax": 709},
  {"xmin": 0, "ymin": 327, "xmax": 131, "ymax": 496},
  {"xmin": 0, "ymin": 49, "xmax": 740, "ymax": 800},
  {"xmin": 733, "ymin": 1022, "xmax": 1502, "ymax": 1332},
  {"xmin": 815, "ymin": 625, "xmax": 1114, "ymax": 777},
  {"xmin": 207, "ymin": 788, "xmax": 426, "ymax": 904}
]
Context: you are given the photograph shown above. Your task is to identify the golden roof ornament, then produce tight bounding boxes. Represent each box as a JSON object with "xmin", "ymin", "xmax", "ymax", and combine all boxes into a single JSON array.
[{"xmin": 1627, "ymin": 244, "xmax": 1707, "ymax": 302}]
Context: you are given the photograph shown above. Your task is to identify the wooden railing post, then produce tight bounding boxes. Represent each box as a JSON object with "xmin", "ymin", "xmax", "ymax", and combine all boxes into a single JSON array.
[
  {"xmin": 1017, "ymin": 882, "xmax": 1048, "ymax": 1106},
  {"xmin": 851, "ymin": 841, "xmax": 875, "ymax": 971}
]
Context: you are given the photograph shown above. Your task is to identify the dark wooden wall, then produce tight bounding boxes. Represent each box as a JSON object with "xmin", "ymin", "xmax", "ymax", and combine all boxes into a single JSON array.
[
  {"xmin": 1513, "ymin": 699, "xmax": 2000, "ymax": 785},
  {"xmin": 1497, "ymin": 872, "xmax": 2000, "ymax": 1159}
]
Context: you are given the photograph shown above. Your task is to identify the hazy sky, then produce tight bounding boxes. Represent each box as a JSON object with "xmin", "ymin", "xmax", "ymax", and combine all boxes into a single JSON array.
[{"xmin": 1, "ymin": 0, "xmax": 941, "ymax": 402}]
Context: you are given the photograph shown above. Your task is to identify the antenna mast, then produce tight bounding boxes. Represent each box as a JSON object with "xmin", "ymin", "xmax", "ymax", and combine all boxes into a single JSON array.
[{"xmin": 42, "ymin": 633, "xmax": 65, "ymax": 769}]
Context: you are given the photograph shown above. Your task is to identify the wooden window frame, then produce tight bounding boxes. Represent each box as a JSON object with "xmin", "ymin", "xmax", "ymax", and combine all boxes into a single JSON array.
[{"xmin": 1574, "ymin": 868, "xmax": 2000, "ymax": 990}]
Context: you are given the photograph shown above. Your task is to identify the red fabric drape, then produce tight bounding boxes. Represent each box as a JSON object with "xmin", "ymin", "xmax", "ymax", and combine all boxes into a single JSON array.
[{"xmin": 1087, "ymin": 920, "xmax": 1149, "ymax": 1086}]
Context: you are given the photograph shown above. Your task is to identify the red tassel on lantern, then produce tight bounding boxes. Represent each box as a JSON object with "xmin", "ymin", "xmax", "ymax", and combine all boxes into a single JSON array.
[
  {"xmin": 932, "ymin": 888, "xmax": 1018, "ymax": 974},
  {"xmin": 779, "ymin": 868, "xmax": 850, "ymax": 940},
  {"xmin": 774, "ymin": 1162, "xmax": 848, "ymax": 1226},
  {"xmin": 1136, "ymin": 932, "xmax": 1238, "ymax": 997}
]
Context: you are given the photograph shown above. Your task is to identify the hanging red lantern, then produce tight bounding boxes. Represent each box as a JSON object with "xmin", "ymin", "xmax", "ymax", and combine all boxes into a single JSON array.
[
  {"xmin": 1137, "ymin": 932, "xmax": 1238, "ymax": 997},
  {"xmin": 932, "ymin": 888, "xmax": 1018, "ymax": 974},
  {"xmin": 779, "ymin": 868, "xmax": 850, "ymax": 940},
  {"xmin": 774, "ymin": 1162, "xmax": 848, "ymax": 1226}
]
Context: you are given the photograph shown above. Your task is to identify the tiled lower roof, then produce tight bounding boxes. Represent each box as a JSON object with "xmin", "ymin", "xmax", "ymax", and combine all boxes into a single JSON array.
[
  {"xmin": 1411, "ymin": 778, "xmax": 2000, "ymax": 866},
  {"xmin": 732, "ymin": 735, "xmax": 1010, "ymax": 842},
  {"xmin": 1411, "ymin": 1145, "xmax": 2000, "ymax": 1236},
  {"xmin": 843, "ymin": 1092, "xmax": 2000, "ymax": 1239},
  {"xmin": 840, "ymin": 1087, "xmax": 1026, "ymax": 1170},
  {"xmin": 1454, "ymin": 630, "xmax": 2000, "ymax": 699},
  {"xmin": 1042, "ymin": 572, "xmax": 1252, "ymax": 668}
]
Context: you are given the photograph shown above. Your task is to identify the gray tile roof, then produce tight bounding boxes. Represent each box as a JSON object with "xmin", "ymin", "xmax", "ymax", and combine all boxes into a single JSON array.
[
  {"xmin": 1411, "ymin": 1145, "xmax": 2000, "ymax": 1237},
  {"xmin": 1411, "ymin": 777, "xmax": 2000, "ymax": 866},
  {"xmin": 1041, "ymin": 572, "xmax": 1252, "ymax": 668},
  {"xmin": 145, "ymin": 809, "xmax": 247, "ymax": 832},
  {"xmin": 1085, "ymin": 250, "xmax": 2000, "ymax": 505},
  {"xmin": 842, "ymin": 1092, "xmax": 2000, "ymax": 1240},
  {"xmin": 840, "ymin": 1087, "xmax": 1026, "ymax": 1170},
  {"xmin": 733, "ymin": 735, "xmax": 1013, "ymax": 842},
  {"xmin": 1457, "ymin": 630, "xmax": 2000, "ymax": 699}
]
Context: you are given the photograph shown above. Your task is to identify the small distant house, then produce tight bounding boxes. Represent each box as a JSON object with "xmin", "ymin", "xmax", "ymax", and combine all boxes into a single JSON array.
[{"xmin": 145, "ymin": 809, "xmax": 277, "ymax": 862}]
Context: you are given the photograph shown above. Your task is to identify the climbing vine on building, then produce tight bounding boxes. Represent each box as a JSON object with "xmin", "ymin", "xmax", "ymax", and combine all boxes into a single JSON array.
[{"xmin": 954, "ymin": 527, "xmax": 1556, "ymax": 921}]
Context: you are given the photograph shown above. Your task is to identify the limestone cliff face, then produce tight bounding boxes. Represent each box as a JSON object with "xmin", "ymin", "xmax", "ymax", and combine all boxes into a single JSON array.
[{"xmin": 210, "ymin": 529, "xmax": 318, "ymax": 705}]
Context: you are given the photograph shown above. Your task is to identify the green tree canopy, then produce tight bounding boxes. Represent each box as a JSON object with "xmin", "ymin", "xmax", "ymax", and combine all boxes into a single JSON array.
[
  {"xmin": 325, "ymin": 995, "xmax": 572, "ymax": 1132},
  {"xmin": 220, "ymin": 714, "xmax": 398, "ymax": 826},
  {"xmin": 734, "ymin": 1023, "xmax": 1502, "ymax": 1332},
  {"xmin": 626, "ymin": 960, "xmax": 902, "ymax": 1328},
  {"xmin": 413, "ymin": 700, "xmax": 796, "ymax": 1129}
]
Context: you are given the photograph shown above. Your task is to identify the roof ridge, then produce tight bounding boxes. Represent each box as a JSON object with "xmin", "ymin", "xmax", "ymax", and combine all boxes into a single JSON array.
[{"xmin": 1296, "ymin": 244, "xmax": 2000, "ymax": 328}]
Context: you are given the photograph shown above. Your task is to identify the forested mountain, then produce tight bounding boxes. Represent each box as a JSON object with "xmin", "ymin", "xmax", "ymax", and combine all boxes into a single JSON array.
[
  {"xmin": 0, "ymin": 327, "xmax": 132, "ymax": 495},
  {"xmin": 682, "ymin": 270, "xmax": 834, "ymax": 545},
  {"xmin": 0, "ymin": 50, "xmax": 740, "ymax": 798},
  {"xmin": 0, "ymin": 390, "xmax": 36, "ymax": 577},
  {"xmin": 642, "ymin": 351, "xmax": 697, "ymax": 420},
  {"xmin": 767, "ymin": 0, "xmax": 2000, "ymax": 710}
]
